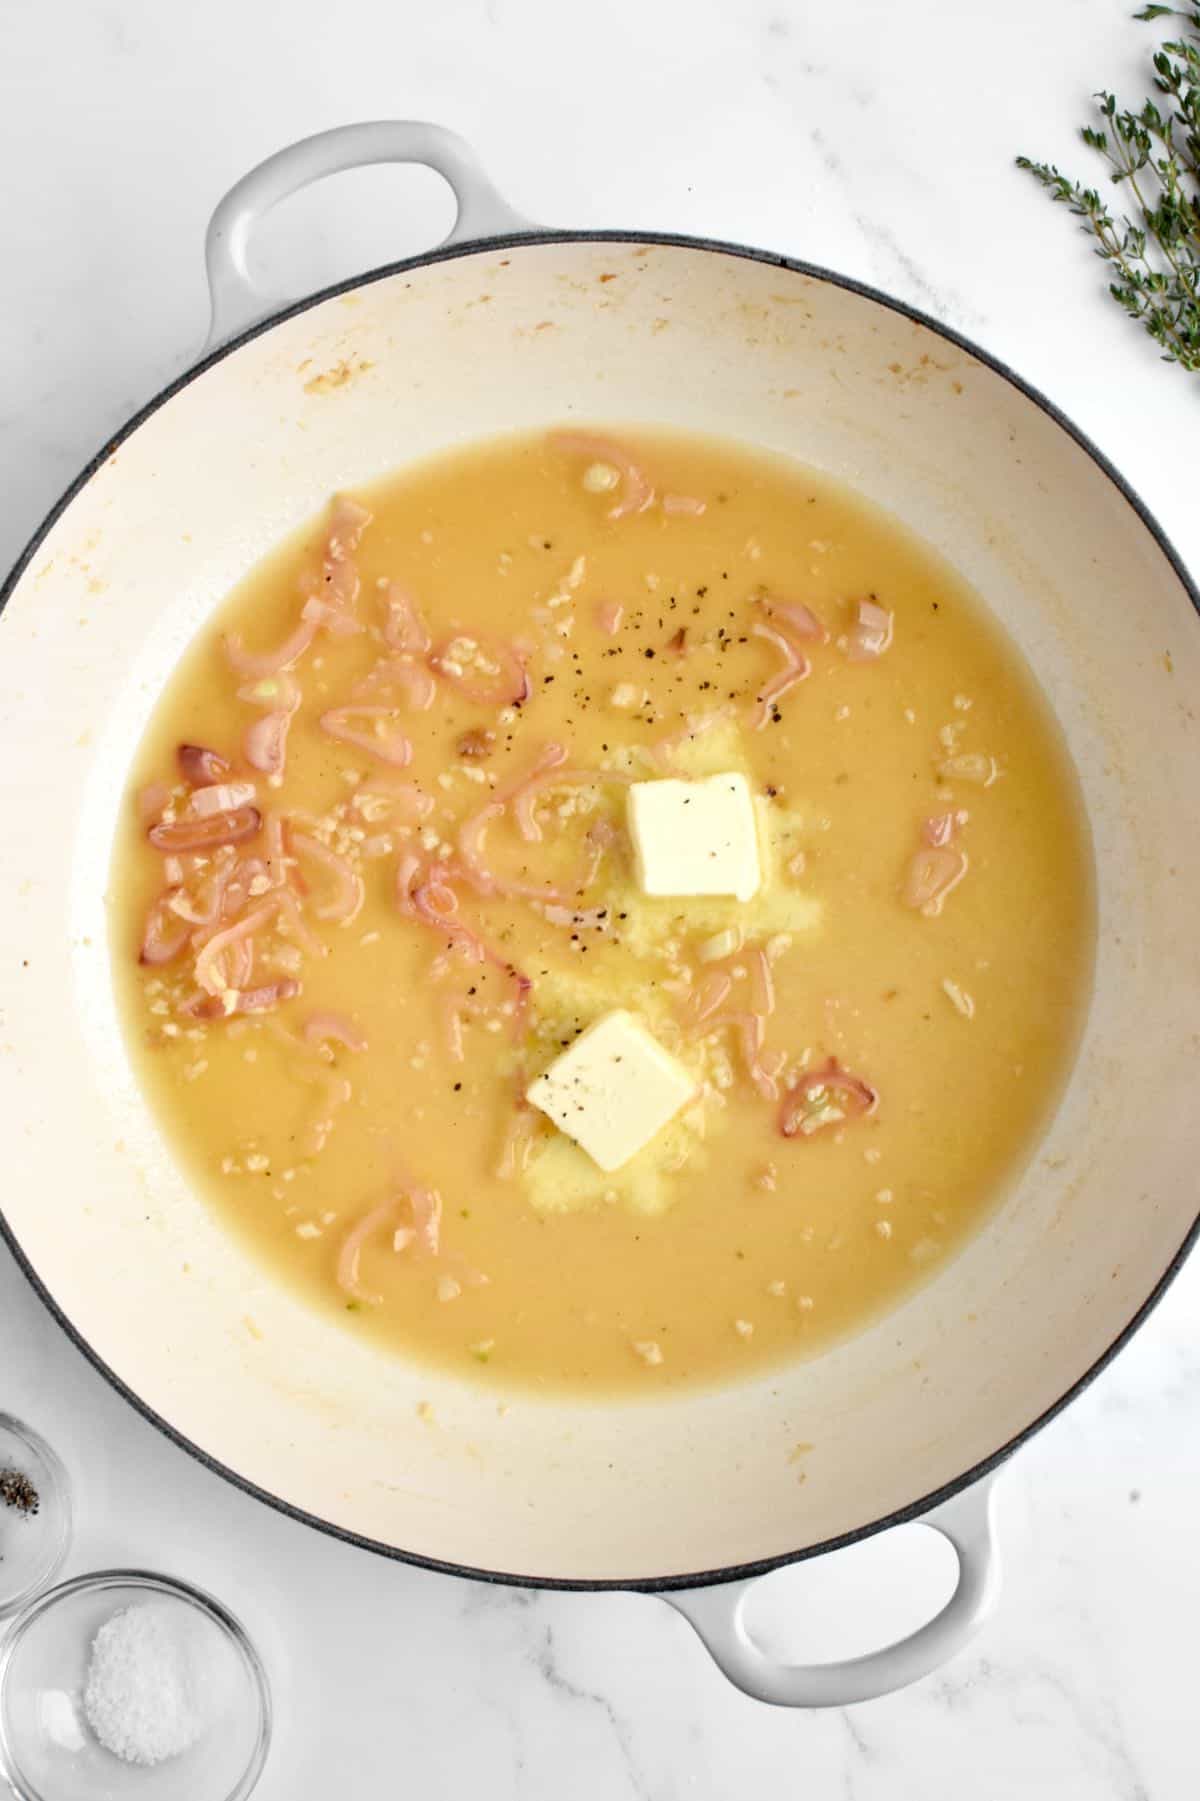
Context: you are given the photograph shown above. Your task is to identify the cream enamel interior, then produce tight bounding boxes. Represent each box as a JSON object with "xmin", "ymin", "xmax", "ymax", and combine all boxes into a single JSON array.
[{"xmin": 1, "ymin": 238, "xmax": 1196, "ymax": 1583}]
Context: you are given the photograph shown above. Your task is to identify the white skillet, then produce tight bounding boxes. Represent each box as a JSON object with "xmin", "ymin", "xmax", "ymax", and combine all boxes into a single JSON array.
[{"xmin": 1, "ymin": 123, "xmax": 1196, "ymax": 1706}]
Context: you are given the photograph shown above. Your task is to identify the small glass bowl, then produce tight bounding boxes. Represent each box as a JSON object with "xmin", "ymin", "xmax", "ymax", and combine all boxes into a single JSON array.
[
  {"xmin": 0, "ymin": 1571, "xmax": 271, "ymax": 1801},
  {"xmin": 0, "ymin": 1414, "xmax": 72, "ymax": 1619}
]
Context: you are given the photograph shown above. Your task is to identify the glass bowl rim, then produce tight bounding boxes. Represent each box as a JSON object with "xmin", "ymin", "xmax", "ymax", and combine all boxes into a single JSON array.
[
  {"xmin": 0, "ymin": 1566, "xmax": 272, "ymax": 1801},
  {"xmin": 0, "ymin": 1412, "xmax": 73, "ymax": 1621}
]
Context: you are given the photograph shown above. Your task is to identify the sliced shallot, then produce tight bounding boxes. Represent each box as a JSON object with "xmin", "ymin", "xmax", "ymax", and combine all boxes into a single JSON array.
[
  {"xmin": 779, "ymin": 1058, "xmax": 879, "ymax": 1138},
  {"xmin": 687, "ymin": 998, "xmax": 779, "ymax": 1099},
  {"xmin": 512, "ymin": 762, "xmax": 628, "ymax": 843},
  {"xmin": 223, "ymin": 498, "xmax": 369, "ymax": 679},
  {"xmin": 139, "ymin": 897, "xmax": 191, "ymax": 966},
  {"xmin": 499, "ymin": 742, "xmax": 567, "ymax": 820},
  {"xmin": 311, "ymin": 495, "xmax": 371, "ymax": 615},
  {"xmin": 686, "ymin": 946, "xmax": 780, "ymax": 1098},
  {"xmin": 301, "ymin": 595, "xmax": 363, "ymax": 636},
  {"xmin": 327, "ymin": 494, "xmax": 372, "ymax": 558},
  {"xmin": 222, "ymin": 856, "xmax": 273, "ymax": 915},
  {"xmin": 391, "ymin": 661, "xmax": 438, "ymax": 710},
  {"xmin": 396, "ymin": 854, "xmax": 532, "ymax": 1031},
  {"xmin": 165, "ymin": 854, "xmax": 236, "ymax": 927},
  {"xmin": 396, "ymin": 855, "xmax": 485, "ymax": 961},
  {"xmin": 924, "ymin": 813, "xmax": 954, "ymax": 849},
  {"xmin": 193, "ymin": 901, "xmax": 277, "ymax": 996},
  {"xmin": 550, "ymin": 430, "xmax": 656, "ymax": 520},
  {"xmin": 148, "ymin": 806, "xmax": 261, "ymax": 854},
  {"xmin": 353, "ymin": 655, "xmax": 438, "ymax": 711},
  {"xmin": 902, "ymin": 846, "xmax": 968, "ymax": 915},
  {"xmin": 320, "ymin": 706, "xmax": 413, "ymax": 767},
  {"xmin": 337, "ymin": 1201, "xmax": 396, "ymax": 1305},
  {"xmin": 188, "ymin": 781, "xmax": 257, "ymax": 818},
  {"xmin": 353, "ymin": 779, "xmax": 433, "ymax": 824},
  {"xmin": 725, "ymin": 1012, "xmax": 780, "ymax": 1100},
  {"xmin": 747, "ymin": 946, "xmax": 775, "ymax": 1016},
  {"xmin": 690, "ymin": 970, "xmax": 734, "ymax": 1025},
  {"xmin": 902, "ymin": 809, "xmax": 970, "ymax": 915},
  {"xmin": 922, "ymin": 810, "xmax": 967, "ymax": 849},
  {"xmin": 181, "ymin": 977, "xmax": 300, "ymax": 1021},
  {"xmin": 750, "ymin": 621, "xmax": 811, "ymax": 730},
  {"xmin": 237, "ymin": 977, "xmax": 300, "ymax": 1013},
  {"xmin": 177, "ymin": 744, "xmax": 231, "ymax": 787},
  {"xmin": 224, "ymin": 615, "xmax": 319, "ymax": 679},
  {"xmin": 456, "ymin": 802, "xmax": 576, "ymax": 905},
  {"xmin": 243, "ymin": 710, "xmax": 294, "ymax": 782},
  {"xmin": 763, "ymin": 598, "xmax": 828, "ymax": 644},
  {"xmin": 291, "ymin": 832, "xmax": 365, "ymax": 924}
]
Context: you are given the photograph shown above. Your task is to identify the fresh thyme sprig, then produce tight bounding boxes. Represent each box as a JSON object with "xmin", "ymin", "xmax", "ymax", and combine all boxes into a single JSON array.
[{"xmin": 1016, "ymin": 5, "xmax": 1200, "ymax": 372}]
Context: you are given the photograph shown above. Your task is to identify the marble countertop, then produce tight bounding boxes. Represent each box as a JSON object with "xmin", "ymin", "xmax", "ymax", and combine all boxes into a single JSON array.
[{"xmin": 2, "ymin": 1, "xmax": 1197, "ymax": 1795}]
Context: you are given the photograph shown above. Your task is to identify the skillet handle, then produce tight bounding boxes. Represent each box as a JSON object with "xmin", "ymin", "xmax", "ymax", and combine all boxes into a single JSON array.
[
  {"xmin": 664, "ymin": 1472, "xmax": 1002, "ymax": 1708},
  {"xmin": 203, "ymin": 121, "xmax": 534, "ymax": 349}
]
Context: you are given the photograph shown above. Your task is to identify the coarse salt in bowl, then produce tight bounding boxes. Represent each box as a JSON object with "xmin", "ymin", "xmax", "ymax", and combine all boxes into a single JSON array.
[{"xmin": 0, "ymin": 1570, "xmax": 271, "ymax": 1800}]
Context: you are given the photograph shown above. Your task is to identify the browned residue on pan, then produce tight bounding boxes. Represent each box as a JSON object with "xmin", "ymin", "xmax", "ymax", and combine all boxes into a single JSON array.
[
  {"xmin": 883, "ymin": 351, "xmax": 960, "ymax": 390},
  {"xmin": 302, "ymin": 357, "xmax": 375, "ymax": 395}
]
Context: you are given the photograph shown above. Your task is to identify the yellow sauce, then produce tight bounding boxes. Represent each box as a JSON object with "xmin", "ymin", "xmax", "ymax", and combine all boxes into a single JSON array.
[{"xmin": 112, "ymin": 428, "xmax": 1095, "ymax": 1394}]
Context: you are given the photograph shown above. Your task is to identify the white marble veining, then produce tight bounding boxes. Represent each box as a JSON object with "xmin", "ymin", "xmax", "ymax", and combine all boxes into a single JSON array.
[{"xmin": 1, "ymin": 1, "xmax": 1197, "ymax": 1795}]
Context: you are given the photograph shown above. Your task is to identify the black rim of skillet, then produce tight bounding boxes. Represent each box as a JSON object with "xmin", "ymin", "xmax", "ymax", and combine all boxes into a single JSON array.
[{"xmin": 2, "ymin": 228, "xmax": 1198, "ymax": 1594}]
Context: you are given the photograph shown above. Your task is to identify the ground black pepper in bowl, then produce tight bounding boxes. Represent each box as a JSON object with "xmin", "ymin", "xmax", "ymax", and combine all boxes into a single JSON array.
[
  {"xmin": 0, "ymin": 1417, "xmax": 69, "ymax": 1615},
  {"xmin": 0, "ymin": 1468, "xmax": 40, "ymax": 1517}
]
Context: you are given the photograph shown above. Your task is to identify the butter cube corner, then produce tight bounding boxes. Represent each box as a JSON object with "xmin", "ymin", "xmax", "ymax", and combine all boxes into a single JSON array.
[
  {"xmin": 526, "ymin": 1009, "xmax": 697, "ymax": 1172},
  {"xmin": 627, "ymin": 772, "xmax": 761, "ymax": 903}
]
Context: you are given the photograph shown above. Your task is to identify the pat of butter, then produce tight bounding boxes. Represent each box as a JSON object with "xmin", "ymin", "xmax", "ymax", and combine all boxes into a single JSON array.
[
  {"xmin": 627, "ymin": 772, "xmax": 761, "ymax": 902},
  {"xmin": 526, "ymin": 1010, "xmax": 697, "ymax": 1173}
]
